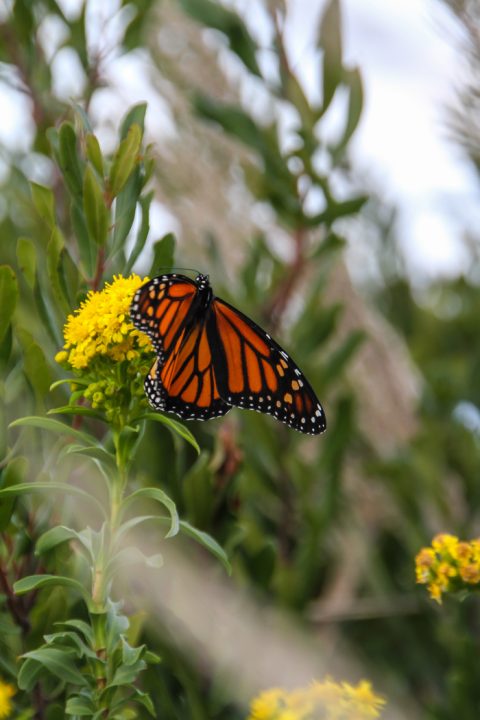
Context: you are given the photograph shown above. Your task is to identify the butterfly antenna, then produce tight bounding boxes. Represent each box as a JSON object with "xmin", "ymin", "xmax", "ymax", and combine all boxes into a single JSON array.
[{"xmin": 155, "ymin": 266, "xmax": 201, "ymax": 276}]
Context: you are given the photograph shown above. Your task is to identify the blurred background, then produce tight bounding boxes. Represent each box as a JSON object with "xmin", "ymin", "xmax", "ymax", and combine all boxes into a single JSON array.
[{"xmin": 2, "ymin": 0, "xmax": 480, "ymax": 717}]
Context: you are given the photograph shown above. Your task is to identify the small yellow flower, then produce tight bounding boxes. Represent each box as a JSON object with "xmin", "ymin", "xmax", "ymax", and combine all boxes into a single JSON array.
[
  {"xmin": 0, "ymin": 680, "xmax": 15, "ymax": 719},
  {"xmin": 415, "ymin": 533, "xmax": 480, "ymax": 603},
  {"xmin": 57, "ymin": 274, "xmax": 153, "ymax": 371},
  {"xmin": 249, "ymin": 688, "xmax": 287, "ymax": 719},
  {"xmin": 246, "ymin": 678, "xmax": 386, "ymax": 720}
]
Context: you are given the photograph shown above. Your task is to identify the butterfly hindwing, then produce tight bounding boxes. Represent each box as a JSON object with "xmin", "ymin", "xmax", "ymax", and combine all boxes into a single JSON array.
[
  {"xmin": 209, "ymin": 298, "xmax": 326, "ymax": 435},
  {"xmin": 145, "ymin": 322, "xmax": 231, "ymax": 421}
]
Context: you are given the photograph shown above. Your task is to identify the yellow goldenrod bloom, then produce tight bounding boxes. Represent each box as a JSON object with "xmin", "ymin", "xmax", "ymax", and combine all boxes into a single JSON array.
[
  {"xmin": 56, "ymin": 274, "xmax": 153, "ymax": 370},
  {"xmin": 415, "ymin": 533, "xmax": 480, "ymax": 603},
  {"xmin": 247, "ymin": 678, "xmax": 386, "ymax": 720},
  {"xmin": 0, "ymin": 680, "xmax": 15, "ymax": 719}
]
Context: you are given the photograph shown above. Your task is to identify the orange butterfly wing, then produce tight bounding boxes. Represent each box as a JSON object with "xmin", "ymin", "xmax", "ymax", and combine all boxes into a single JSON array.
[
  {"xmin": 131, "ymin": 274, "xmax": 326, "ymax": 434},
  {"xmin": 145, "ymin": 320, "xmax": 231, "ymax": 420},
  {"xmin": 130, "ymin": 274, "xmax": 198, "ymax": 364},
  {"xmin": 209, "ymin": 298, "xmax": 326, "ymax": 435}
]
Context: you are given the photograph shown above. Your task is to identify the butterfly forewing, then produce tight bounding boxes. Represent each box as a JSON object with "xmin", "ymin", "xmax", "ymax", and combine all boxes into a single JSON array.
[
  {"xmin": 130, "ymin": 275, "xmax": 197, "ymax": 361},
  {"xmin": 210, "ymin": 298, "xmax": 326, "ymax": 435}
]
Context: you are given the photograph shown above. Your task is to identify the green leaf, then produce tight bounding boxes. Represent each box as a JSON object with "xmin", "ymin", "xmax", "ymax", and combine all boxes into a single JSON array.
[
  {"xmin": 0, "ymin": 456, "xmax": 28, "ymax": 531},
  {"xmin": 109, "ymin": 124, "xmax": 142, "ymax": 198},
  {"xmin": 330, "ymin": 66, "xmax": 363, "ymax": 161},
  {"xmin": 21, "ymin": 647, "xmax": 88, "ymax": 686},
  {"xmin": 0, "ymin": 266, "xmax": 18, "ymax": 345},
  {"xmin": 125, "ymin": 191, "xmax": 152, "ymax": 273},
  {"xmin": 17, "ymin": 657, "xmax": 44, "ymax": 691},
  {"xmin": 65, "ymin": 695, "xmax": 96, "ymax": 715},
  {"xmin": 318, "ymin": 0, "xmax": 343, "ymax": 117},
  {"xmin": 31, "ymin": 182, "xmax": 55, "ymax": 227},
  {"xmin": 61, "ymin": 444, "xmax": 117, "ymax": 473},
  {"xmin": 50, "ymin": 378, "xmax": 90, "ymax": 391},
  {"xmin": 180, "ymin": 520, "xmax": 231, "ymax": 573},
  {"xmin": 10, "ymin": 416, "xmax": 97, "ymax": 445},
  {"xmin": 111, "ymin": 171, "xmax": 142, "ymax": 255},
  {"xmin": 58, "ymin": 122, "xmax": 83, "ymax": 201},
  {"xmin": 130, "ymin": 687, "xmax": 156, "ymax": 717},
  {"xmin": 83, "ymin": 165, "xmax": 109, "ymax": 246},
  {"xmin": 179, "ymin": 0, "xmax": 261, "ymax": 77},
  {"xmin": 48, "ymin": 405, "xmax": 106, "ymax": 421},
  {"xmin": 15, "ymin": 574, "xmax": 90, "ymax": 605},
  {"xmin": 36, "ymin": 525, "xmax": 84, "ymax": 555},
  {"xmin": 55, "ymin": 619, "xmax": 94, "ymax": 646},
  {"xmin": 47, "ymin": 227, "xmax": 71, "ymax": 315},
  {"xmin": 0, "ymin": 483, "xmax": 106, "ymax": 518},
  {"xmin": 16, "ymin": 327, "xmax": 51, "ymax": 397},
  {"xmin": 72, "ymin": 200, "xmax": 96, "ymax": 278},
  {"xmin": 119, "ymin": 103, "xmax": 147, "ymax": 140},
  {"xmin": 121, "ymin": 487, "xmax": 179, "ymax": 538},
  {"xmin": 86, "ymin": 134, "xmax": 104, "ymax": 179},
  {"xmin": 139, "ymin": 413, "xmax": 200, "ymax": 454},
  {"xmin": 149, "ymin": 233, "xmax": 175, "ymax": 275},
  {"xmin": 16, "ymin": 237, "xmax": 37, "ymax": 289}
]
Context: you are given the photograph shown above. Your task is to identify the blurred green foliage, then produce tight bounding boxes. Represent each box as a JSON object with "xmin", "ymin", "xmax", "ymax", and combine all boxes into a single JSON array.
[{"xmin": 0, "ymin": 0, "xmax": 479, "ymax": 718}]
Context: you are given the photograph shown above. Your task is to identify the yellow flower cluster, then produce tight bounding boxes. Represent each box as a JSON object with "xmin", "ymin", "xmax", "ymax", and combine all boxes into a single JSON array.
[
  {"xmin": 415, "ymin": 533, "xmax": 480, "ymax": 603},
  {"xmin": 247, "ymin": 678, "xmax": 386, "ymax": 720},
  {"xmin": 55, "ymin": 274, "xmax": 153, "ymax": 370},
  {"xmin": 0, "ymin": 680, "xmax": 15, "ymax": 719}
]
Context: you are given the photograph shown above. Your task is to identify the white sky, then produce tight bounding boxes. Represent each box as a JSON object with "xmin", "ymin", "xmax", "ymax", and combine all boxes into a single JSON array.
[
  {"xmin": 0, "ymin": 0, "xmax": 477, "ymax": 280},
  {"xmin": 286, "ymin": 0, "xmax": 479, "ymax": 279}
]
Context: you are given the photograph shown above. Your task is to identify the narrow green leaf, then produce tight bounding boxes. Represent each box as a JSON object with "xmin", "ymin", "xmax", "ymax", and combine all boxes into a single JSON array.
[
  {"xmin": 49, "ymin": 378, "xmax": 90, "ymax": 391},
  {"xmin": 31, "ymin": 182, "xmax": 55, "ymax": 227},
  {"xmin": 120, "ymin": 103, "xmax": 147, "ymax": 139},
  {"xmin": 36, "ymin": 526, "xmax": 83, "ymax": 555},
  {"xmin": 0, "ymin": 456, "xmax": 28, "ymax": 531},
  {"xmin": 58, "ymin": 122, "xmax": 83, "ymax": 201},
  {"xmin": 0, "ymin": 266, "xmax": 18, "ymax": 345},
  {"xmin": 318, "ymin": 0, "xmax": 343, "ymax": 117},
  {"xmin": 16, "ymin": 237, "xmax": 37, "ymax": 289},
  {"xmin": 83, "ymin": 165, "xmax": 109, "ymax": 246},
  {"xmin": 47, "ymin": 227, "xmax": 71, "ymax": 315},
  {"xmin": 71, "ymin": 200, "xmax": 96, "ymax": 278},
  {"xmin": 0, "ymin": 483, "xmax": 106, "ymax": 518},
  {"xmin": 61, "ymin": 444, "xmax": 116, "ymax": 473},
  {"xmin": 111, "ymin": 172, "xmax": 141, "ymax": 255},
  {"xmin": 149, "ymin": 233, "xmax": 176, "ymax": 275},
  {"xmin": 139, "ymin": 412, "xmax": 200, "ymax": 454},
  {"xmin": 16, "ymin": 327, "xmax": 51, "ymax": 396},
  {"xmin": 130, "ymin": 687, "xmax": 156, "ymax": 717},
  {"xmin": 180, "ymin": 520, "xmax": 231, "ymax": 573},
  {"xmin": 121, "ymin": 487, "xmax": 179, "ymax": 538},
  {"xmin": 15, "ymin": 574, "xmax": 89, "ymax": 604},
  {"xmin": 125, "ymin": 191, "xmax": 152, "ymax": 273},
  {"xmin": 48, "ymin": 405, "xmax": 106, "ymax": 421},
  {"xmin": 86, "ymin": 133, "xmax": 104, "ymax": 177},
  {"xmin": 179, "ymin": 0, "xmax": 261, "ymax": 77},
  {"xmin": 10, "ymin": 416, "xmax": 97, "ymax": 445},
  {"xmin": 17, "ymin": 657, "xmax": 44, "ymax": 691},
  {"xmin": 330, "ymin": 66, "xmax": 363, "ymax": 161},
  {"xmin": 65, "ymin": 695, "xmax": 96, "ymax": 715},
  {"xmin": 21, "ymin": 647, "xmax": 88, "ymax": 686},
  {"xmin": 55, "ymin": 619, "xmax": 94, "ymax": 646},
  {"xmin": 109, "ymin": 124, "xmax": 142, "ymax": 198}
]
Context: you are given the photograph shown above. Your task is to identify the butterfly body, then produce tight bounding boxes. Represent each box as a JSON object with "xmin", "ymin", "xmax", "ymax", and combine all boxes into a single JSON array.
[{"xmin": 130, "ymin": 274, "xmax": 326, "ymax": 435}]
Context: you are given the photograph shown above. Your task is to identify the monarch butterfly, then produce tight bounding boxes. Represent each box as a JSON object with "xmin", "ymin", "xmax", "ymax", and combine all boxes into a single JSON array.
[{"xmin": 130, "ymin": 273, "xmax": 326, "ymax": 435}]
